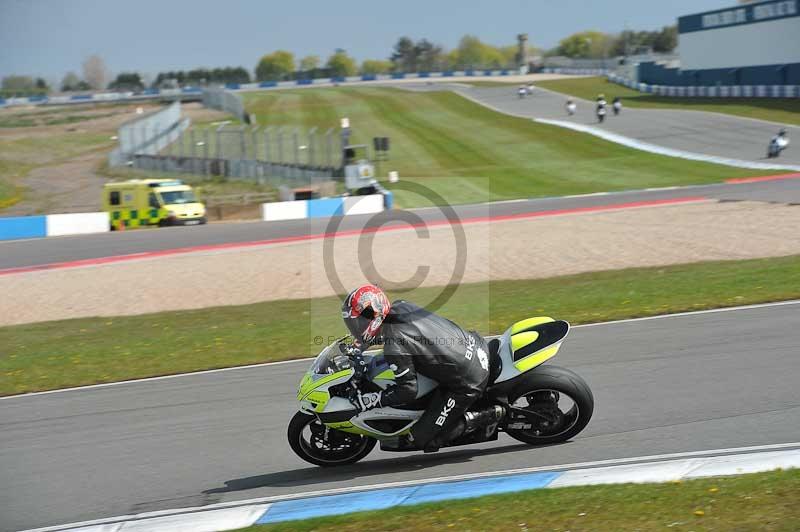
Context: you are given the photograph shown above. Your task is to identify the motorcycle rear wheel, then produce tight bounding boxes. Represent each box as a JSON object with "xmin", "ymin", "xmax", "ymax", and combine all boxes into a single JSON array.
[
  {"xmin": 505, "ymin": 365, "xmax": 594, "ymax": 445},
  {"xmin": 288, "ymin": 412, "xmax": 377, "ymax": 467}
]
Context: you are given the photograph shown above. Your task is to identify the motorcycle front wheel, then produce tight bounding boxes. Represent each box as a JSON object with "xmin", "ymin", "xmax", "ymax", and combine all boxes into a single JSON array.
[
  {"xmin": 288, "ymin": 412, "xmax": 376, "ymax": 467},
  {"xmin": 505, "ymin": 365, "xmax": 594, "ymax": 446}
]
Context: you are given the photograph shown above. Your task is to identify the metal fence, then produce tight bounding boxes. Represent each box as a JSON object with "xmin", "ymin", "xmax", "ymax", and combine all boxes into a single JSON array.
[
  {"xmin": 119, "ymin": 123, "xmax": 340, "ymax": 187},
  {"xmin": 202, "ymin": 87, "xmax": 247, "ymax": 122},
  {"xmin": 108, "ymin": 101, "xmax": 188, "ymax": 166}
]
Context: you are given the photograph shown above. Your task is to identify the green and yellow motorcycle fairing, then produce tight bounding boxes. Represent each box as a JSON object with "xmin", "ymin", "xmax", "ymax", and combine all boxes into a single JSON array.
[{"xmin": 295, "ymin": 317, "xmax": 572, "ymax": 439}]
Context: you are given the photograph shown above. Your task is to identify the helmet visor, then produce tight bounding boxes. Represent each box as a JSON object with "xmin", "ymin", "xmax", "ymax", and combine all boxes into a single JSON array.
[{"xmin": 344, "ymin": 315, "xmax": 371, "ymax": 347}]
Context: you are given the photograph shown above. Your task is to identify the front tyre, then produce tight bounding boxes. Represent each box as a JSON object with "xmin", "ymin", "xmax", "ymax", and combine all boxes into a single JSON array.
[
  {"xmin": 505, "ymin": 365, "xmax": 594, "ymax": 446},
  {"xmin": 288, "ymin": 412, "xmax": 376, "ymax": 467}
]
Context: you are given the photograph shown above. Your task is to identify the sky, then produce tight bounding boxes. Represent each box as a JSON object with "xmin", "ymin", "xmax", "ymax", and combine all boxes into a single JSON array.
[{"xmin": 0, "ymin": 0, "xmax": 732, "ymax": 83}]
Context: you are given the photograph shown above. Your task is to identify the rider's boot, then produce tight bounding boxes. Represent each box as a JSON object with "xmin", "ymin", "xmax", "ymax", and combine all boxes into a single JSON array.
[{"xmin": 422, "ymin": 405, "xmax": 506, "ymax": 453}]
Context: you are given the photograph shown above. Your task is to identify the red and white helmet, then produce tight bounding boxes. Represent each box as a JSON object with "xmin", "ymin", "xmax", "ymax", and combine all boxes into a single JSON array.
[{"xmin": 342, "ymin": 284, "xmax": 391, "ymax": 346}]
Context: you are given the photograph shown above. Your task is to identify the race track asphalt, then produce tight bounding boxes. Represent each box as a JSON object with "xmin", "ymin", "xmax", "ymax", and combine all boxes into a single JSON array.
[
  {"xmin": 2, "ymin": 302, "xmax": 799, "ymax": 531},
  {"xmin": 2, "ymin": 177, "xmax": 799, "ymax": 271},
  {"xmin": 456, "ymin": 85, "xmax": 800, "ymax": 166}
]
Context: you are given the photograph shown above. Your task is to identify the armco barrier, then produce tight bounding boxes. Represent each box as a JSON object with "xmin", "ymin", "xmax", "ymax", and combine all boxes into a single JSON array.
[
  {"xmin": 607, "ymin": 73, "xmax": 800, "ymax": 99},
  {"xmin": 261, "ymin": 193, "xmax": 389, "ymax": 222},
  {"xmin": 46, "ymin": 212, "xmax": 109, "ymax": 237},
  {"xmin": 0, "ymin": 215, "xmax": 47, "ymax": 241},
  {"xmin": 1, "ymin": 70, "xmax": 525, "ymax": 108},
  {"xmin": 0, "ymin": 212, "xmax": 109, "ymax": 241}
]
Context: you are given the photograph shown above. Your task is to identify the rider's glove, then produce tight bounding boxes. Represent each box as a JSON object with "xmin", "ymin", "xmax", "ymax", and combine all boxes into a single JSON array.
[
  {"xmin": 354, "ymin": 391, "xmax": 382, "ymax": 412},
  {"xmin": 347, "ymin": 346, "xmax": 368, "ymax": 378}
]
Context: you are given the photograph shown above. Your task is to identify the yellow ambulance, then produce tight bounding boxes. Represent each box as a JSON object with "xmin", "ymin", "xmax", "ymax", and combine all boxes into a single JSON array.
[{"xmin": 102, "ymin": 179, "xmax": 206, "ymax": 230}]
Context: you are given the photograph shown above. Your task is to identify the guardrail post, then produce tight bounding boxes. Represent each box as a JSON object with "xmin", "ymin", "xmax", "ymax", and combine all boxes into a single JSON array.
[
  {"xmin": 277, "ymin": 127, "xmax": 284, "ymax": 164},
  {"xmin": 293, "ymin": 128, "xmax": 299, "ymax": 166},
  {"xmin": 216, "ymin": 123, "xmax": 226, "ymax": 160},
  {"xmin": 325, "ymin": 128, "xmax": 333, "ymax": 168},
  {"xmin": 203, "ymin": 127, "xmax": 210, "ymax": 175},
  {"xmin": 264, "ymin": 126, "xmax": 271, "ymax": 164},
  {"xmin": 251, "ymin": 126, "xmax": 260, "ymax": 160},
  {"xmin": 308, "ymin": 127, "xmax": 317, "ymax": 166},
  {"xmin": 189, "ymin": 129, "xmax": 196, "ymax": 174},
  {"xmin": 239, "ymin": 126, "xmax": 247, "ymax": 163}
]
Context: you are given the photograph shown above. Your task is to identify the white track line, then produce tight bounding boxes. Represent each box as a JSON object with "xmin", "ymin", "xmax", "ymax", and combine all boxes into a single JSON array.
[
  {"xmin": 2, "ymin": 299, "xmax": 798, "ymax": 401},
  {"xmin": 20, "ymin": 441, "xmax": 800, "ymax": 532}
]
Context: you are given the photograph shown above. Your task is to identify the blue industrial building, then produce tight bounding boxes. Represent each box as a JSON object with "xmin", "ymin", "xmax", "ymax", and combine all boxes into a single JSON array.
[{"xmin": 638, "ymin": 0, "xmax": 800, "ymax": 86}]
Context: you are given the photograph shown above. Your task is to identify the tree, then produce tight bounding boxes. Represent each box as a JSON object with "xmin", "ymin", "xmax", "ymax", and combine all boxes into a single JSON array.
[
  {"xmin": 255, "ymin": 50, "xmax": 295, "ymax": 81},
  {"xmin": 82, "ymin": 55, "xmax": 108, "ymax": 90},
  {"xmin": 415, "ymin": 39, "xmax": 444, "ymax": 71},
  {"xmin": 326, "ymin": 50, "xmax": 357, "ymax": 77},
  {"xmin": 611, "ymin": 26, "xmax": 677, "ymax": 56},
  {"xmin": 61, "ymin": 72, "xmax": 81, "ymax": 91},
  {"xmin": 499, "ymin": 45, "xmax": 519, "ymax": 67},
  {"xmin": 653, "ymin": 25, "xmax": 678, "ymax": 53},
  {"xmin": 35, "ymin": 78, "xmax": 48, "ymax": 91},
  {"xmin": 447, "ymin": 35, "xmax": 512, "ymax": 69},
  {"xmin": 556, "ymin": 31, "xmax": 613, "ymax": 58},
  {"xmin": 390, "ymin": 36, "xmax": 417, "ymax": 72},
  {"xmin": 108, "ymin": 72, "xmax": 144, "ymax": 91},
  {"xmin": 361, "ymin": 59, "xmax": 393, "ymax": 75},
  {"xmin": 456, "ymin": 35, "xmax": 485, "ymax": 68},
  {"xmin": 299, "ymin": 55, "xmax": 320, "ymax": 72},
  {"xmin": 1, "ymin": 75, "xmax": 34, "ymax": 91}
]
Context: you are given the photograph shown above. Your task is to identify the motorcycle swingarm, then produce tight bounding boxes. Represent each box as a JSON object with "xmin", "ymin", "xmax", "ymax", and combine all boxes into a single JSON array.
[{"xmin": 503, "ymin": 405, "xmax": 558, "ymax": 430}]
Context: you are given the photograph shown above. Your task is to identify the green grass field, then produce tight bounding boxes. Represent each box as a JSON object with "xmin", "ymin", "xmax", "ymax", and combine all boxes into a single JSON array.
[
  {"xmin": 3, "ymin": 254, "xmax": 799, "ymax": 396},
  {"xmin": 0, "ymin": 132, "xmax": 116, "ymax": 212},
  {"xmin": 242, "ymin": 88, "xmax": 783, "ymax": 207},
  {"xmin": 536, "ymin": 76, "xmax": 800, "ymax": 126},
  {"xmin": 0, "ymin": 111, "xmax": 118, "ymax": 129},
  {"xmin": 239, "ymin": 468, "xmax": 800, "ymax": 532},
  {"xmin": 0, "ymin": 174, "xmax": 21, "ymax": 209}
]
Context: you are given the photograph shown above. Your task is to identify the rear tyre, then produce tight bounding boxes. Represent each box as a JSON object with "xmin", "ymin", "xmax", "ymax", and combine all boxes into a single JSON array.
[
  {"xmin": 288, "ymin": 411, "xmax": 376, "ymax": 467},
  {"xmin": 505, "ymin": 365, "xmax": 594, "ymax": 445}
]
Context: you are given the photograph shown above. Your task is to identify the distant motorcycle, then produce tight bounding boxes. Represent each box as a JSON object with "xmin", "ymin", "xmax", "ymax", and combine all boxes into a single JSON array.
[
  {"xmin": 767, "ymin": 129, "xmax": 789, "ymax": 158},
  {"xmin": 596, "ymin": 96, "xmax": 608, "ymax": 123},
  {"xmin": 289, "ymin": 317, "xmax": 594, "ymax": 466}
]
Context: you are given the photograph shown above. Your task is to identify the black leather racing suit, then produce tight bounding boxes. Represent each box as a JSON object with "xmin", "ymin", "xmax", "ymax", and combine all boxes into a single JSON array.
[{"xmin": 379, "ymin": 301, "xmax": 490, "ymax": 449}]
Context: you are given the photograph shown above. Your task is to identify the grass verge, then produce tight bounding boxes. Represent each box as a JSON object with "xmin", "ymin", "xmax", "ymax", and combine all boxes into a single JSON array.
[
  {"xmin": 2, "ymin": 255, "xmax": 800, "ymax": 396},
  {"xmin": 242, "ymin": 88, "xmax": 781, "ymax": 207},
  {"xmin": 0, "ymin": 173, "xmax": 22, "ymax": 209},
  {"xmin": 536, "ymin": 76, "xmax": 800, "ymax": 126},
  {"xmin": 238, "ymin": 468, "xmax": 800, "ymax": 531}
]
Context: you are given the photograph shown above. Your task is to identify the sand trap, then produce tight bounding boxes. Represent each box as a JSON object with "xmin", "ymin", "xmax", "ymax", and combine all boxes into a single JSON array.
[{"xmin": 2, "ymin": 200, "xmax": 799, "ymax": 326}]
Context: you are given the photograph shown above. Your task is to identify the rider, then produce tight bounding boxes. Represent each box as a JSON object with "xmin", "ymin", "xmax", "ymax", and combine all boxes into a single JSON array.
[
  {"xmin": 342, "ymin": 284, "xmax": 501, "ymax": 452},
  {"xmin": 769, "ymin": 128, "xmax": 789, "ymax": 157}
]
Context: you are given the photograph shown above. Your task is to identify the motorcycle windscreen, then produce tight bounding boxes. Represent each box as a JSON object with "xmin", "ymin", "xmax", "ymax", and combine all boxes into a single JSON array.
[{"xmin": 309, "ymin": 339, "xmax": 353, "ymax": 377}]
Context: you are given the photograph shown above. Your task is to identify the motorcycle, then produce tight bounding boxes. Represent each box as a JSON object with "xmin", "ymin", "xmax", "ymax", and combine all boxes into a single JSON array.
[
  {"xmin": 767, "ymin": 136, "xmax": 788, "ymax": 158},
  {"xmin": 289, "ymin": 316, "xmax": 594, "ymax": 467}
]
